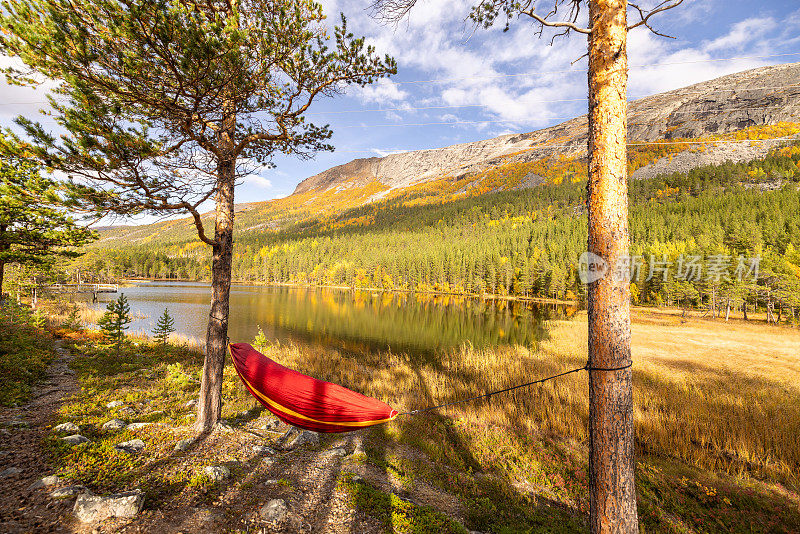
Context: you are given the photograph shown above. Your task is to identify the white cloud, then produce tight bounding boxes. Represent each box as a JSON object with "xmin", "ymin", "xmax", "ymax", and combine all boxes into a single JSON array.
[
  {"xmin": 703, "ymin": 17, "xmax": 776, "ymax": 53},
  {"xmin": 351, "ymin": 78, "xmax": 409, "ymax": 104},
  {"xmin": 244, "ymin": 175, "xmax": 273, "ymax": 188}
]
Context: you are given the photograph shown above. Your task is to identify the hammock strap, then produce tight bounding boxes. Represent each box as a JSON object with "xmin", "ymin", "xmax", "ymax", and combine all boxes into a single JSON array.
[{"xmin": 400, "ymin": 361, "xmax": 632, "ymax": 416}]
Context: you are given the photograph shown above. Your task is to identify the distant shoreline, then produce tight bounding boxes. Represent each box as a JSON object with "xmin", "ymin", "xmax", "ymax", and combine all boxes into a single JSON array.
[{"xmin": 119, "ymin": 278, "xmax": 579, "ymax": 306}]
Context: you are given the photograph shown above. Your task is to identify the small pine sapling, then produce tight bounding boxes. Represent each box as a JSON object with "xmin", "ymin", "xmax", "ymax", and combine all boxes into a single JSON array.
[
  {"xmin": 153, "ymin": 308, "xmax": 175, "ymax": 347},
  {"xmin": 97, "ymin": 293, "xmax": 132, "ymax": 356}
]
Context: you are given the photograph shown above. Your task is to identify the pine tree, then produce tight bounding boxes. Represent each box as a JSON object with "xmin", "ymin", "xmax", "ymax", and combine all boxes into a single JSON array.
[
  {"xmin": 153, "ymin": 308, "xmax": 175, "ymax": 346},
  {"xmin": 98, "ymin": 293, "xmax": 132, "ymax": 356},
  {"xmin": 0, "ymin": 152, "xmax": 95, "ymax": 300},
  {"xmin": 1, "ymin": 0, "xmax": 395, "ymax": 430}
]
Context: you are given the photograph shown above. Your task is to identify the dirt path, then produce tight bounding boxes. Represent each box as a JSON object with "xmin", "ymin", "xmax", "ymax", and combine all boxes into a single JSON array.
[{"xmin": 0, "ymin": 340, "xmax": 80, "ymax": 533}]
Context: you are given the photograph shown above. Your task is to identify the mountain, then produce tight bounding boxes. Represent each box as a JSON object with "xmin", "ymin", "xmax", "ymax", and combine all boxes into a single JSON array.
[
  {"xmin": 96, "ymin": 62, "xmax": 800, "ymax": 246},
  {"xmin": 293, "ymin": 62, "xmax": 800, "ymax": 196}
]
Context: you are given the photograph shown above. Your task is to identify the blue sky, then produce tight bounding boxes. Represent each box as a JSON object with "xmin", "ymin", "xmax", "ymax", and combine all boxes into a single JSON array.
[{"xmin": 2, "ymin": 0, "xmax": 800, "ymax": 217}]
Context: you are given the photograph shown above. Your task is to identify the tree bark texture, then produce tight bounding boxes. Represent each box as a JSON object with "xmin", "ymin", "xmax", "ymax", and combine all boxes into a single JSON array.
[
  {"xmin": 196, "ymin": 108, "xmax": 237, "ymax": 430},
  {"xmin": 587, "ymin": 0, "xmax": 638, "ymax": 532}
]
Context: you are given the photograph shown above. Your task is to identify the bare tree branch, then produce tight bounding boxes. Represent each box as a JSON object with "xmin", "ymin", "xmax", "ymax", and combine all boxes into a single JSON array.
[{"xmin": 628, "ymin": 0, "xmax": 684, "ymax": 38}]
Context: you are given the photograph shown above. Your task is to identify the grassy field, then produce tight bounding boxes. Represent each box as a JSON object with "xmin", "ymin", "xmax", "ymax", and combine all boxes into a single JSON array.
[{"xmin": 4, "ymin": 301, "xmax": 799, "ymax": 532}]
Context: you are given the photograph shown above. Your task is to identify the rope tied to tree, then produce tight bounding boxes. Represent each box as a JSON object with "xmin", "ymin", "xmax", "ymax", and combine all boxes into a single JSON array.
[{"xmin": 400, "ymin": 361, "xmax": 632, "ymax": 416}]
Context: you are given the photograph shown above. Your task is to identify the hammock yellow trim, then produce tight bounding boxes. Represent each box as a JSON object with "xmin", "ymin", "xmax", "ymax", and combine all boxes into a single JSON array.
[{"xmin": 240, "ymin": 374, "xmax": 398, "ymax": 428}]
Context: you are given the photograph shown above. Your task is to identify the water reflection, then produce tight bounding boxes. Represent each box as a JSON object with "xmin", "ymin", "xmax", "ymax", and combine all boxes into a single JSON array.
[{"xmin": 75, "ymin": 282, "xmax": 576, "ymax": 358}]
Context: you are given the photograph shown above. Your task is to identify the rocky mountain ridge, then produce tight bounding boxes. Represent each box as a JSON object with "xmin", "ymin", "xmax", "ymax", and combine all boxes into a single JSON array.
[{"xmin": 294, "ymin": 62, "xmax": 800, "ymax": 195}]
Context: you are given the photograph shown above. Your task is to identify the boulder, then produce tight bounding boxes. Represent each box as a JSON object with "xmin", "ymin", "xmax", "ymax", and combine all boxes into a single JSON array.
[
  {"xmin": 29, "ymin": 475, "xmax": 60, "ymax": 490},
  {"xmin": 259, "ymin": 499, "xmax": 288, "ymax": 523},
  {"xmin": 174, "ymin": 438, "xmax": 196, "ymax": 452},
  {"xmin": 213, "ymin": 421, "xmax": 234, "ymax": 433},
  {"xmin": 106, "ymin": 401, "xmax": 124, "ymax": 408},
  {"xmin": 73, "ymin": 489, "xmax": 144, "ymax": 522},
  {"xmin": 184, "ymin": 399, "xmax": 197, "ymax": 408},
  {"xmin": 102, "ymin": 419, "xmax": 126, "ymax": 430},
  {"xmin": 251, "ymin": 445, "xmax": 275, "ymax": 455},
  {"xmin": 50, "ymin": 485, "xmax": 92, "ymax": 499},
  {"xmin": 278, "ymin": 427, "xmax": 319, "ymax": 451},
  {"xmin": 53, "ymin": 422, "xmax": 79, "ymax": 433},
  {"xmin": 0, "ymin": 467, "xmax": 22, "ymax": 478},
  {"xmin": 203, "ymin": 465, "xmax": 230, "ymax": 482},
  {"xmin": 62, "ymin": 434, "xmax": 91, "ymax": 445},
  {"xmin": 125, "ymin": 422, "xmax": 164, "ymax": 430},
  {"xmin": 114, "ymin": 439, "xmax": 145, "ymax": 454},
  {"xmin": 321, "ymin": 447, "xmax": 347, "ymax": 459}
]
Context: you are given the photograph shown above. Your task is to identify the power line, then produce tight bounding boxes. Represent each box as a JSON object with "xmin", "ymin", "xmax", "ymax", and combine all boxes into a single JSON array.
[
  {"xmin": 1, "ymin": 54, "xmax": 798, "ymax": 109},
  {"xmin": 390, "ymin": 52, "xmax": 800, "ymax": 86},
  {"xmin": 307, "ymin": 84, "xmax": 800, "ymax": 115},
  {"xmin": 329, "ymin": 135, "xmax": 800, "ymax": 154},
  {"xmin": 337, "ymin": 104, "xmax": 798, "ymax": 129}
]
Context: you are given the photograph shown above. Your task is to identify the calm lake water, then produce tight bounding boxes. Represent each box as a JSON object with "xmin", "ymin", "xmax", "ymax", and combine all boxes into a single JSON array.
[{"xmin": 79, "ymin": 282, "xmax": 575, "ymax": 357}]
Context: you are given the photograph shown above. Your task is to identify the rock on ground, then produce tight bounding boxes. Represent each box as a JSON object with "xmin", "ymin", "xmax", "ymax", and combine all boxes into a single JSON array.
[
  {"xmin": 321, "ymin": 447, "xmax": 347, "ymax": 459},
  {"xmin": 50, "ymin": 485, "xmax": 92, "ymax": 499},
  {"xmin": 106, "ymin": 401, "xmax": 125, "ymax": 408},
  {"xmin": 102, "ymin": 418, "xmax": 126, "ymax": 430},
  {"xmin": 53, "ymin": 422, "xmax": 79, "ymax": 433},
  {"xmin": 62, "ymin": 434, "xmax": 90, "ymax": 445},
  {"xmin": 174, "ymin": 438, "xmax": 196, "ymax": 451},
  {"xmin": 259, "ymin": 499, "xmax": 288, "ymax": 523},
  {"xmin": 0, "ymin": 467, "xmax": 22, "ymax": 478},
  {"xmin": 73, "ymin": 489, "xmax": 144, "ymax": 523},
  {"xmin": 278, "ymin": 427, "xmax": 319, "ymax": 451},
  {"xmin": 114, "ymin": 439, "xmax": 145, "ymax": 454},
  {"xmin": 203, "ymin": 465, "xmax": 230, "ymax": 482},
  {"xmin": 126, "ymin": 422, "xmax": 153, "ymax": 430},
  {"xmin": 29, "ymin": 475, "xmax": 60, "ymax": 490},
  {"xmin": 251, "ymin": 445, "xmax": 275, "ymax": 455}
]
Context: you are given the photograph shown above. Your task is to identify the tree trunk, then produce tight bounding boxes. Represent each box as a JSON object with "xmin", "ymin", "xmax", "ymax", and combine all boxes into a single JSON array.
[
  {"xmin": 742, "ymin": 301, "xmax": 747, "ymax": 320},
  {"xmin": 196, "ymin": 161, "xmax": 235, "ymax": 430},
  {"xmin": 725, "ymin": 299, "xmax": 730, "ymax": 321},
  {"xmin": 587, "ymin": 1, "xmax": 638, "ymax": 533},
  {"xmin": 196, "ymin": 92, "xmax": 237, "ymax": 430},
  {"xmin": 0, "ymin": 260, "xmax": 5, "ymax": 303}
]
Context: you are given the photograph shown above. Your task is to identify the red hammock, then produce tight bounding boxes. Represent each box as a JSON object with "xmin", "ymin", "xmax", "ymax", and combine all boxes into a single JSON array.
[{"xmin": 229, "ymin": 343, "xmax": 398, "ymax": 433}]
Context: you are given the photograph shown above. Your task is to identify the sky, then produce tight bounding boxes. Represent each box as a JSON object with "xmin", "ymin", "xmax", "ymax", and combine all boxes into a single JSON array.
[{"xmin": 2, "ymin": 0, "xmax": 800, "ymax": 220}]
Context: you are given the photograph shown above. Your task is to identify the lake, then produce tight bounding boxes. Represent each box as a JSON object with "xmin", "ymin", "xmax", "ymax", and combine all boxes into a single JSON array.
[{"xmin": 79, "ymin": 282, "xmax": 575, "ymax": 357}]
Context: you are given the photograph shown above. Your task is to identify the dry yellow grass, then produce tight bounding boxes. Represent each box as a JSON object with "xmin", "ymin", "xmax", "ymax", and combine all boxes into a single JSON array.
[{"xmin": 262, "ymin": 309, "xmax": 800, "ymax": 489}]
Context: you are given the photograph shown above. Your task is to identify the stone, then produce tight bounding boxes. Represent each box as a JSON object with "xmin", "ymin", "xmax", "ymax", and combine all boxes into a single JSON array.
[
  {"xmin": 106, "ymin": 401, "xmax": 124, "ymax": 408},
  {"xmin": 203, "ymin": 465, "xmax": 230, "ymax": 482},
  {"xmin": 29, "ymin": 475, "xmax": 60, "ymax": 490},
  {"xmin": 251, "ymin": 445, "xmax": 275, "ymax": 455},
  {"xmin": 0, "ymin": 467, "xmax": 22, "ymax": 478},
  {"xmin": 184, "ymin": 399, "xmax": 197, "ymax": 408},
  {"xmin": 102, "ymin": 419, "xmax": 126, "ymax": 430},
  {"xmin": 174, "ymin": 438, "xmax": 196, "ymax": 452},
  {"xmin": 62, "ymin": 434, "xmax": 91, "ymax": 445},
  {"xmin": 114, "ymin": 439, "xmax": 145, "ymax": 454},
  {"xmin": 126, "ymin": 422, "xmax": 153, "ymax": 430},
  {"xmin": 278, "ymin": 427, "xmax": 319, "ymax": 451},
  {"xmin": 53, "ymin": 422, "xmax": 79, "ymax": 433},
  {"xmin": 259, "ymin": 499, "xmax": 288, "ymax": 523},
  {"xmin": 321, "ymin": 447, "xmax": 347, "ymax": 459},
  {"xmin": 213, "ymin": 421, "xmax": 234, "ymax": 433},
  {"xmin": 73, "ymin": 489, "xmax": 144, "ymax": 522},
  {"xmin": 260, "ymin": 418, "xmax": 281, "ymax": 430},
  {"xmin": 50, "ymin": 485, "xmax": 92, "ymax": 499}
]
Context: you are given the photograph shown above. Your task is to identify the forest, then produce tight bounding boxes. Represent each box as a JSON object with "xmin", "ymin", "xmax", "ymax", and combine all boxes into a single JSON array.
[{"xmin": 71, "ymin": 143, "xmax": 800, "ymax": 318}]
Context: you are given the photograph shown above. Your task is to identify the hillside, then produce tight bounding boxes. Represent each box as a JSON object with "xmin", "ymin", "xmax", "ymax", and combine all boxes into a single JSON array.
[
  {"xmin": 294, "ymin": 62, "xmax": 800, "ymax": 195},
  {"xmin": 95, "ymin": 62, "xmax": 800, "ymax": 248}
]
